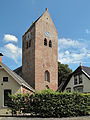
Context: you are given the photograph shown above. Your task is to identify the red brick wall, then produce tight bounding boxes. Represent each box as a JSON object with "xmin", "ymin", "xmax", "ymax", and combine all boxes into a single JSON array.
[
  {"xmin": 22, "ymin": 26, "xmax": 35, "ymax": 89},
  {"xmin": 22, "ymin": 10, "xmax": 58, "ymax": 91},
  {"xmin": 35, "ymin": 11, "xmax": 58, "ymax": 91}
]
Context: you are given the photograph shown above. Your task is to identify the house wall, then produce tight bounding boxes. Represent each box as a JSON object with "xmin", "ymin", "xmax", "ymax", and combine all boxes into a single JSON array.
[
  {"xmin": 65, "ymin": 73, "xmax": 90, "ymax": 93},
  {"xmin": 82, "ymin": 74, "xmax": 90, "ymax": 93},
  {"xmin": 0, "ymin": 68, "xmax": 21, "ymax": 108}
]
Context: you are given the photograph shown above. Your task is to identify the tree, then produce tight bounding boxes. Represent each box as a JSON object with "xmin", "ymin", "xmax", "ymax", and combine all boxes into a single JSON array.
[{"xmin": 58, "ymin": 62, "xmax": 72, "ymax": 87}]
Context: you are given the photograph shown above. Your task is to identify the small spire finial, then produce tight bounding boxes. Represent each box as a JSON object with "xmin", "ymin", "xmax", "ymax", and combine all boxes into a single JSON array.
[
  {"xmin": 80, "ymin": 62, "xmax": 82, "ymax": 66},
  {"xmin": 45, "ymin": 8, "xmax": 48, "ymax": 11}
]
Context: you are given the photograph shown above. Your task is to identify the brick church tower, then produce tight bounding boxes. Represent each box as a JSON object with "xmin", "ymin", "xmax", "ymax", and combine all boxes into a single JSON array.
[{"xmin": 22, "ymin": 8, "xmax": 58, "ymax": 91}]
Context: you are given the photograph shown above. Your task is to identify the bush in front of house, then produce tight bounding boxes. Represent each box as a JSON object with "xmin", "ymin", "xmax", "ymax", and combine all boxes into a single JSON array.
[{"xmin": 8, "ymin": 89, "xmax": 89, "ymax": 117}]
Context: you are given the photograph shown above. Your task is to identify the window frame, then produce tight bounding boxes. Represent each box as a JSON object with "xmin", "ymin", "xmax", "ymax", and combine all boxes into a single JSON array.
[
  {"xmin": 74, "ymin": 75, "xmax": 78, "ymax": 85},
  {"xmin": 74, "ymin": 86, "xmax": 83, "ymax": 93},
  {"xmin": 44, "ymin": 70, "xmax": 50, "ymax": 82},
  {"xmin": 79, "ymin": 74, "xmax": 82, "ymax": 84},
  {"xmin": 4, "ymin": 89, "xmax": 12, "ymax": 107},
  {"xmin": 3, "ymin": 77, "xmax": 8, "ymax": 82}
]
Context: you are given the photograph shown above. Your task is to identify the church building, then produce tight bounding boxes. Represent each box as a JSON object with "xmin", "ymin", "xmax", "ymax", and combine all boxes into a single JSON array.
[{"xmin": 15, "ymin": 8, "xmax": 58, "ymax": 91}]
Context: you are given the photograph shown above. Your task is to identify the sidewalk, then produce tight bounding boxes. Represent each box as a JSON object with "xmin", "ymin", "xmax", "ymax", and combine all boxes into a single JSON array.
[{"xmin": 0, "ymin": 116, "xmax": 90, "ymax": 120}]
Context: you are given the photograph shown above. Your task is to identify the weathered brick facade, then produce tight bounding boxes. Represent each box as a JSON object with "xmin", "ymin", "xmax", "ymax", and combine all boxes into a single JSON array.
[{"xmin": 22, "ymin": 9, "xmax": 58, "ymax": 91}]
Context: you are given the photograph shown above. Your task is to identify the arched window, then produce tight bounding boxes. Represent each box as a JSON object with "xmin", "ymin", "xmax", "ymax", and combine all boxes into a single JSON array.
[
  {"xmin": 44, "ymin": 38, "xmax": 47, "ymax": 46},
  {"xmin": 49, "ymin": 40, "xmax": 52, "ymax": 47},
  {"xmin": 44, "ymin": 70, "xmax": 50, "ymax": 82}
]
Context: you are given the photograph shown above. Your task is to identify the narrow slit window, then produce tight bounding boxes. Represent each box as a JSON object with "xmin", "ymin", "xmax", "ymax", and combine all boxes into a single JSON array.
[
  {"xmin": 29, "ymin": 40, "xmax": 31, "ymax": 47},
  {"xmin": 44, "ymin": 70, "xmax": 50, "ymax": 82},
  {"xmin": 26, "ymin": 42, "xmax": 28, "ymax": 49},
  {"xmin": 49, "ymin": 40, "xmax": 52, "ymax": 47},
  {"xmin": 44, "ymin": 38, "xmax": 47, "ymax": 46}
]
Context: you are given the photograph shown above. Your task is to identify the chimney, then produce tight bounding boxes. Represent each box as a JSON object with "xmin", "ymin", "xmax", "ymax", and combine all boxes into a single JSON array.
[
  {"xmin": 0, "ymin": 53, "xmax": 3, "ymax": 62},
  {"xmin": 80, "ymin": 62, "xmax": 82, "ymax": 66},
  {"xmin": 45, "ymin": 8, "xmax": 48, "ymax": 11}
]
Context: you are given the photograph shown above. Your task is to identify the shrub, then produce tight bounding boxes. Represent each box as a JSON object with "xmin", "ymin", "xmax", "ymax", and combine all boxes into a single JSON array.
[{"xmin": 8, "ymin": 89, "xmax": 89, "ymax": 117}]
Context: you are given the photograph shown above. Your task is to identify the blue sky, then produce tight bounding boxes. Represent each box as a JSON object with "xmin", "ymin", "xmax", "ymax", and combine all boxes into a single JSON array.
[{"xmin": 0, "ymin": 0, "xmax": 90, "ymax": 71}]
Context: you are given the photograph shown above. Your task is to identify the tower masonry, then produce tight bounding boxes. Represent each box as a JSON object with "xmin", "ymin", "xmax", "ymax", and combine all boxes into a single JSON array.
[{"xmin": 22, "ymin": 9, "xmax": 58, "ymax": 91}]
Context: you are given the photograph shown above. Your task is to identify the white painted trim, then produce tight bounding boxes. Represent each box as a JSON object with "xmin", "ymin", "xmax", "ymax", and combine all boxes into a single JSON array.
[
  {"xmin": 22, "ymin": 83, "xmax": 34, "ymax": 92},
  {"xmin": 82, "ymin": 69, "xmax": 90, "ymax": 78}
]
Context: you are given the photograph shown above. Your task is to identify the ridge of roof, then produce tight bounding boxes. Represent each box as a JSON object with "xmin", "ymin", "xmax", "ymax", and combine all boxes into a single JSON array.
[
  {"xmin": 23, "ymin": 10, "xmax": 47, "ymax": 36},
  {"xmin": 81, "ymin": 66, "xmax": 90, "ymax": 77},
  {"xmin": 0, "ymin": 61, "xmax": 35, "ymax": 92}
]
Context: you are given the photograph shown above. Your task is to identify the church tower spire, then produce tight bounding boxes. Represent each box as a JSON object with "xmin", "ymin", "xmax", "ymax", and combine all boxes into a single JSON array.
[{"xmin": 22, "ymin": 9, "xmax": 58, "ymax": 91}]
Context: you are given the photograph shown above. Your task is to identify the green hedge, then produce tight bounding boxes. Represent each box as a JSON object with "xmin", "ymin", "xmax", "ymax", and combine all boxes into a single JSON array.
[{"xmin": 8, "ymin": 89, "xmax": 90, "ymax": 117}]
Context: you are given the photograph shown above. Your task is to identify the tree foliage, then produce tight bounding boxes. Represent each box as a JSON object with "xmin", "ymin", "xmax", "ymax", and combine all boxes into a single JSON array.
[{"xmin": 58, "ymin": 62, "xmax": 72, "ymax": 86}]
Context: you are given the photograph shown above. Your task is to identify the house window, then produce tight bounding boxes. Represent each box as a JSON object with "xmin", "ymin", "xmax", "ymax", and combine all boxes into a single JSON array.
[
  {"xmin": 74, "ymin": 75, "xmax": 77, "ymax": 85},
  {"xmin": 49, "ymin": 40, "xmax": 52, "ymax": 47},
  {"xmin": 44, "ymin": 70, "xmax": 50, "ymax": 82},
  {"xmin": 29, "ymin": 40, "xmax": 31, "ymax": 47},
  {"xmin": 44, "ymin": 38, "xmax": 47, "ymax": 46},
  {"xmin": 66, "ymin": 88, "xmax": 71, "ymax": 92},
  {"xmin": 74, "ymin": 86, "xmax": 83, "ymax": 93},
  {"xmin": 3, "ymin": 77, "xmax": 8, "ymax": 82},
  {"xmin": 4, "ymin": 90, "xmax": 11, "ymax": 106},
  {"xmin": 79, "ymin": 74, "xmax": 82, "ymax": 84}
]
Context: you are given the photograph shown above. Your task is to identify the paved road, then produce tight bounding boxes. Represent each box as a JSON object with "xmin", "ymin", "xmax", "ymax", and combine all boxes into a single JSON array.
[{"xmin": 0, "ymin": 116, "xmax": 90, "ymax": 120}]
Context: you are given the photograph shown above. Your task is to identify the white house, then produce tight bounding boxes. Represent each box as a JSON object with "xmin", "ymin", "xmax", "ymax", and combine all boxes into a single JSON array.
[{"xmin": 60, "ymin": 65, "xmax": 90, "ymax": 93}]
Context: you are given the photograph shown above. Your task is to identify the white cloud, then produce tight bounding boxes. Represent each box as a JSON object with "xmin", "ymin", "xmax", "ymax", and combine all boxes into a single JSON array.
[
  {"xmin": 0, "ymin": 43, "xmax": 22, "ymax": 63},
  {"xmin": 58, "ymin": 37, "xmax": 89, "ymax": 64},
  {"xmin": 65, "ymin": 50, "xmax": 69, "ymax": 55},
  {"xmin": 4, "ymin": 34, "xmax": 18, "ymax": 42},
  {"xmin": 58, "ymin": 38, "xmax": 80, "ymax": 48}
]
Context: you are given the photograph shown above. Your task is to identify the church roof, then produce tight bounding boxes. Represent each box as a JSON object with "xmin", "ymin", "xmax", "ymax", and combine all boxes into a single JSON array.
[
  {"xmin": 13, "ymin": 66, "xmax": 22, "ymax": 77},
  {"xmin": 23, "ymin": 12, "xmax": 44, "ymax": 36},
  {"xmin": 23, "ymin": 8, "xmax": 52, "ymax": 36},
  {"xmin": 0, "ymin": 61, "xmax": 35, "ymax": 92}
]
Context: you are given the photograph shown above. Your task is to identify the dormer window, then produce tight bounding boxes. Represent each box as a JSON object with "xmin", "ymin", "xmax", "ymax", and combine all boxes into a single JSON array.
[
  {"xmin": 44, "ymin": 38, "xmax": 47, "ymax": 46},
  {"xmin": 49, "ymin": 40, "xmax": 52, "ymax": 47}
]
